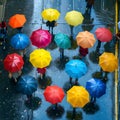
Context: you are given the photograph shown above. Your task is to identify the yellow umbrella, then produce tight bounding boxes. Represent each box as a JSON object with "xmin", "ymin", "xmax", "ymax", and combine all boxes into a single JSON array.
[
  {"xmin": 67, "ymin": 86, "xmax": 90, "ymax": 108},
  {"xmin": 41, "ymin": 8, "xmax": 60, "ymax": 22},
  {"xmin": 65, "ymin": 10, "xmax": 84, "ymax": 26},
  {"xmin": 99, "ymin": 52, "xmax": 118, "ymax": 72},
  {"xmin": 76, "ymin": 31, "xmax": 96, "ymax": 48},
  {"xmin": 29, "ymin": 49, "xmax": 52, "ymax": 68}
]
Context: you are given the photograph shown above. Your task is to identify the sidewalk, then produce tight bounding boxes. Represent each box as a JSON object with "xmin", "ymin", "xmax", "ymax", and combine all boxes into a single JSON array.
[{"xmin": 0, "ymin": 0, "xmax": 34, "ymax": 120}]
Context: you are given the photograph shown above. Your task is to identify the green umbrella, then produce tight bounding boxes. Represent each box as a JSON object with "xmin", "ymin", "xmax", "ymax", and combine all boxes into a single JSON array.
[
  {"xmin": 54, "ymin": 33, "xmax": 71, "ymax": 61},
  {"xmin": 54, "ymin": 33, "xmax": 71, "ymax": 49}
]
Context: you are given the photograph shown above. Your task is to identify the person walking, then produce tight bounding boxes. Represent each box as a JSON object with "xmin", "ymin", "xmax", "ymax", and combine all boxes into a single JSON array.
[
  {"xmin": 85, "ymin": 0, "xmax": 94, "ymax": 16},
  {"xmin": 8, "ymin": 70, "xmax": 22, "ymax": 84},
  {"xmin": 37, "ymin": 67, "xmax": 46, "ymax": 80},
  {"xmin": 46, "ymin": 20, "xmax": 57, "ymax": 35},
  {"xmin": 79, "ymin": 46, "xmax": 88, "ymax": 59},
  {"xmin": 0, "ymin": 21, "xmax": 7, "ymax": 49}
]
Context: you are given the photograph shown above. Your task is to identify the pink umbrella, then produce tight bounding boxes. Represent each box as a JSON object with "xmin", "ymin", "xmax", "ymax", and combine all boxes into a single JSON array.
[
  {"xmin": 30, "ymin": 29, "xmax": 52, "ymax": 48},
  {"xmin": 95, "ymin": 27, "xmax": 112, "ymax": 42}
]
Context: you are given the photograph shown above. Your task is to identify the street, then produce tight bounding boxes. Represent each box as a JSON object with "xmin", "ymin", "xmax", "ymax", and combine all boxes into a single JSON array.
[{"xmin": 0, "ymin": 0, "xmax": 117, "ymax": 120}]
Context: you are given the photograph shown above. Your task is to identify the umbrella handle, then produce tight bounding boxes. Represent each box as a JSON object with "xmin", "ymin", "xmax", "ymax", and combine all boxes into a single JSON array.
[
  {"xmin": 72, "ymin": 108, "xmax": 76, "ymax": 119},
  {"xmin": 40, "ymin": 24, "xmax": 42, "ymax": 29}
]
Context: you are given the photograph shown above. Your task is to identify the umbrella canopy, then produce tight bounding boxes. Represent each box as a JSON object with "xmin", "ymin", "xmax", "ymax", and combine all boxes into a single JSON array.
[
  {"xmin": 3, "ymin": 53, "xmax": 24, "ymax": 73},
  {"xmin": 65, "ymin": 59, "xmax": 87, "ymax": 79},
  {"xmin": 17, "ymin": 75, "xmax": 37, "ymax": 95},
  {"xmin": 86, "ymin": 78, "xmax": 106, "ymax": 98},
  {"xmin": 29, "ymin": 49, "xmax": 52, "ymax": 68},
  {"xmin": 41, "ymin": 8, "xmax": 60, "ymax": 22},
  {"xmin": 95, "ymin": 27, "xmax": 112, "ymax": 42},
  {"xmin": 10, "ymin": 33, "xmax": 30, "ymax": 49},
  {"xmin": 30, "ymin": 29, "xmax": 52, "ymax": 48},
  {"xmin": 67, "ymin": 86, "xmax": 90, "ymax": 108},
  {"xmin": 8, "ymin": 14, "xmax": 26, "ymax": 28},
  {"xmin": 44, "ymin": 85, "xmax": 65, "ymax": 104},
  {"xmin": 65, "ymin": 10, "xmax": 84, "ymax": 26},
  {"xmin": 99, "ymin": 52, "xmax": 118, "ymax": 72},
  {"xmin": 76, "ymin": 31, "xmax": 96, "ymax": 48},
  {"xmin": 54, "ymin": 33, "xmax": 71, "ymax": 49}
]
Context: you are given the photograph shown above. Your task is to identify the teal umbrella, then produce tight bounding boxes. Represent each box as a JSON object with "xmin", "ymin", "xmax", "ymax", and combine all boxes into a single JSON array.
[
  {"xmin": 54, "ymin": 33, "xmax": 71, "ymax": 49},
  {"xmin": 54, "ymin": 33, "xmax": 71, "ymax": 61}
]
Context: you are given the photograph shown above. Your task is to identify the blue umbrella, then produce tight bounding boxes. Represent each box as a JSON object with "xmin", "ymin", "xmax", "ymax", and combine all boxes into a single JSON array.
[
  {"xmin": 86, "ymin": 78, "xmax": 106, "ymax": 98},
  {"xmin": 54, "ymin": 33, "xmax": 71, "ymax": 49},
  {"xmin": 10, "ymin": 33, "xmax": 30, "ymax": 49},
  {"xmin": 17, "ymin": 75, "xmax": 38, "ymax": 95},
  {"xmin": 65, "ymin": 59, "xmax": 87, "ymax": 79}
]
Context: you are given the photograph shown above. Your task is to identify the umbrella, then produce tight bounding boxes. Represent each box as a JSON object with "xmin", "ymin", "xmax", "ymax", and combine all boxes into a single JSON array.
[
  {"xmin": 17, "ymin": 75, "xmax": 37, "ymax": 95},
  {"xmin": 99, "ymin": 52, "xmax": 118, "ymax": 72},
  {"xmin": 30, "ymin": 29, "xmax": 52, "ymax": 48},
  {"xmin": 8, "ymin": 14, "xmax": 26, "ymax": 28},
  {"xmin": 67, "ymin": 86, "xmax": 90, "ymax": 108},
  {"xmin": 65, "ymin": 10, "xmax": 84, "ymax": 26},
  {"xmin": 29, "ymin": 49, "xmax": 52, "ymax": 68},
  {"xmin": 54, "ymin": 33, "xmax": 71, "ymax": 49},
  {"xmin": 44, "ymin": 85, "xmax": 65, "ymax": 104},
  {"xmin": 76, "ymin": 31, "xmax": 96, "ymax": 48},
  {"xmin": 95, "ymin": 27, "xmax": 112, "ymax": 42},
  {"xmin": 86, "ymin": 78, "xmax": 106, "ymax": 98},
  {"xmin": 3, "ymin": 53, "xmax": 24, "ymax": 73},
  {"xmin": 65, "ymin": 59, "xmax": 87, "ymax": 79},
  {"xmin": 41, "ymin": 8, "xmax": 60, "ymax": 22},
  {"xmin": 10, "ymin": 33, "xmax": 30, "ymax": 49}
]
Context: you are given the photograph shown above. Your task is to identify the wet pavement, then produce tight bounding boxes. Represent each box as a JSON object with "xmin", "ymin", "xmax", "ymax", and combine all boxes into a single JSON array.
[{"xmin": 0, "ymin": 0, "xmax": 117, "ymax": 120}]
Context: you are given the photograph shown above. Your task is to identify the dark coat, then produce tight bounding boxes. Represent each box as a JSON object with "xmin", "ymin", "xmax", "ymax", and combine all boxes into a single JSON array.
[
  {"xmin": 87, "ymin": 0, "xmax": 94, "ymax": 5},
  {"xmin": 79, "ymin": 47, "xmax": 88, "ymax": 57}
]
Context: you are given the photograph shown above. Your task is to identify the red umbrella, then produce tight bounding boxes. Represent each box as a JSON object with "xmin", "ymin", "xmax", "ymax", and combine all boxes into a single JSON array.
[
  {"xmin": 30, "ymin": 29, "xmax": 52, "ymax": 48},
  {"xmin": 95, "ymin": 27, "xmax": 112, "ymax": 42},
  {"xmin": 43, "ymin": 85, "xmax": 65, "ymax": 104},
  {"xmin": 3, "ymin": 53, "xmax": 24, "ymax": 73}
]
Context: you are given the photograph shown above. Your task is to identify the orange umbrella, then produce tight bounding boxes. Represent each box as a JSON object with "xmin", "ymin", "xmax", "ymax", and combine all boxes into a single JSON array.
[
  {"xmin": 76, "ymin": 31, "xmax": 96, "ymax": 48},
  {"xmin": 67, "ymin": 86, "xmax": 90, "ymax": 108},
  {"xmin": 8, "ymin": 14, "xmax": 26, "ymax": 28},
  {"xmin": 99, "ymin": 52, "xmax": 118, "ymax": 72}
]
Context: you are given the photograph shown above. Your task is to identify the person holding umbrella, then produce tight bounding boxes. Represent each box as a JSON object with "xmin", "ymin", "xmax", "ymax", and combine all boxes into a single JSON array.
[
  {"xmin": 46, "ymin": 20, "xmax": 58, "ymax": 35},
  {"xmin": 8, "ymin": 14, "xmax": 26, "ymax": 33},
  {"xmin": 85, "ymin": 0, "xmax": 94, "ymax": 16},
  {"xmin": 37, "ymin": 67, "xmax": 46, "ymax": 80},
  {"xmin": 3, "ymin": 53, "xmax": 24, "ymax": 84},
  {"xmin": 95, "ymin": 27, "xmax": 113, "ymax": 56},
  {"xmin": 10, "ymin": 33, "xmax": 30, "ymax": 57},
  {"xmin": 79, "ymin": 46, "xmax": 88, "ymax": 59},
  {"xmin": 65, "ymin": 10, "xmax": 84, "ymax": 49},
  {"xmin": 41, "ymin": 8, "xmax": 60, "ymax": 36},
  {"xmin": 76, "ymin": 31, "xmax": 96, "ymax": 59},
  {"xmin": 8, "ymin": 70, "xmax": 22, "ymax": 84},
  {"xmin": 0, "ymin": 21, "xmax": 7, "ymax": 50}
]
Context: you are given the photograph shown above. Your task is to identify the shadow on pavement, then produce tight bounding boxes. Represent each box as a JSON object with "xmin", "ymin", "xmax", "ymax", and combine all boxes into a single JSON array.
[
  {"xmin": 38, "ymin": 76, "xmax": 52, "ymax": 89},
  {"xmin": 83, "ymin": 102, "xmax": 99, "ymax": 114},
  {"xmin": 89, "ymin": 51, "xmax": 99, "ymax": 64},
  {"xmin": 25, "ymin": 96, "xmax": 42, "ymax": 110},
  {"xmin": 46, "ymin": 104, "xmax": 65, "ymax": 119},
  {"xmin": 66, "ymin": 110, "xmax": 83, "ymax": 120}
]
